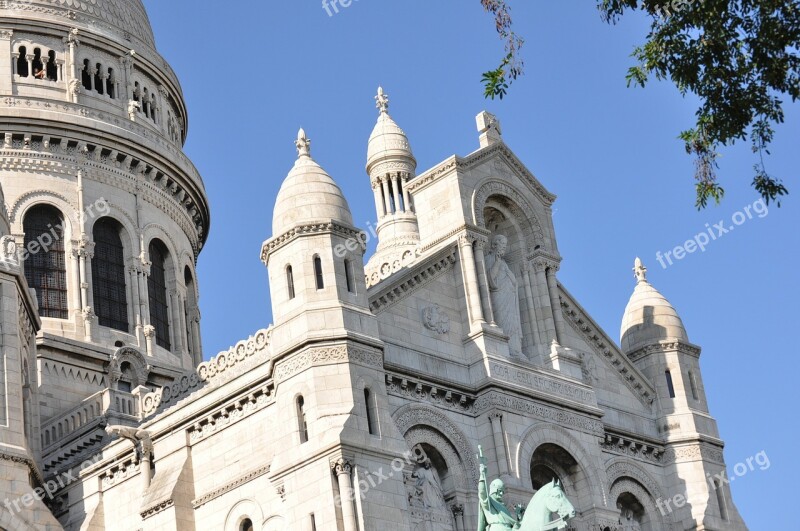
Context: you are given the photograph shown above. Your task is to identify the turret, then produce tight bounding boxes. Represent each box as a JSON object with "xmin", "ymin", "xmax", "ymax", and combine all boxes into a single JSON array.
[
  {"xmin": 620, "ymin": 258, "xmax": 746, "ymax": 529},
  {"xmin": 364, "ymin": 87, "xmax": 421, "ymax": 283}
]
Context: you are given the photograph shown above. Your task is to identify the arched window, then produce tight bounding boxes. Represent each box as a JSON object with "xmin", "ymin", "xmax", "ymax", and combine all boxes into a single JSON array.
[
  {"xmin": 32, "ymin": 48, "xmax": 44, "ymax": 79},
  {"xmin": 46, "ymin": 51, "xmax": 58, "ymax": 81},
  {"xmin": 665, "ymin": 370, "xmax": 676, "ymax": 398},
  {"xmin": 106, "ymin": 68, "xmax": 115, "ymax": 98},
  {"xmin": 148, "ymin": 240, "xmax": 171, "ymax": 350},
  {"xmin": 364, "ymin": 388, "xmax": 378, "ymax": 435},
  {"xmin": 688, "ymin": 370, "xmax": 699, "ymax": 401},
  {"xmin": 23, "ymin": 205, "xmax": 67, "ymax": 319},
  {"xmin": 313, "ymin": 256, "xmax": 324, "ymax": 290},
  {"xmin": 17, "ymin": 46, "xmax": 28, "ymax": 77},
  {"xmin": 286, "ymin": 265, "xmax": 295, "ymax": 300},
  {"xmin": 240, "ymin": 519, "xmax": 253, "ymax": 531},
  {"xmin": 344, "ymin": 259, "xmax": 355, "ymax": 294},
  {"xmin": 714, "ymin": 478, "xmax": 728, "ymax": 520},
  {"xmin": 94, "ymin": 63, "xmax": 103, "ymax": 95},
  {"xmin": 297, "ymin": 395, "xmax": 308, "ymax": 443},
  {"xmin": 184, "ymin": 266, "xmax": 198, "ymax": 359},
  {"xmin": 92, "ymin": 218, "xmax": 129, "ymax": 332},
  {"xmin": 81, "ymin": 59, "xmax": 92, "ymax": 90}
]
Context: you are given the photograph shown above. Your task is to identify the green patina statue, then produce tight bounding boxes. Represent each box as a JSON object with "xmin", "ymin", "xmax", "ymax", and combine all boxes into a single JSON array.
[{"xmin": 477, "ymin": 445, "xmax": 576, "ymax": 531}]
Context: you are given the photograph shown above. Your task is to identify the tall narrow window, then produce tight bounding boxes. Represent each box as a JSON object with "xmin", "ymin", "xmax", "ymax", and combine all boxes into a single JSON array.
[
  {"xmin": 82, "ymin": 59, "xmax": 92, "ymax": 90},
  {"xmin": 397, "ymin": 178, "xmax": 405, "ymax": 211},
  {"xmin": 23, "ymin": 205, "xmax": 67, "ymax": 319},
  {"xmin": 92, "ymin": 218, "xmax": 129, "ymax": 332},
  {"xmin": 297, "ymin": 396, "xmax": 308, "ymax": 443},
  {"xmin": 310, "ymin": 514, "xmax": 317, "ymax": 531},
  {"xmin": 106, "ymin": 68, "xmax": 115, "ymax": 98},
  {"xmin": 388, "ymin": 179, "xmax": 396, "ymax": 213},
  {"xmin": 184, "ymin": 267, "xmax": 197, "ymax": 357},
  {"xmin": 147, "ymin": 240, "xmax": 171, "ymax": 350},
  {"xmin": 286, "ymin": 265, "xmax": 295, "ymax": 299},
  {"xmin": 32, "ymin": 49, "xmax": 44, "ymax": 79},
  {"xmin": 46, "ymin": 51, "xmax": 58, "ymax": 81},
  {"xmin": 313, "ymin": 256, "xmax": 324, "ymax": 290},
  {"xmin": 364, "ymin": 388, "xmax": 378, "ymax": 435},
  {"xmin": 240, "ymin": 519, "xmax": 254, "ymax": 531},
  {"xmin": 344, "ymin": 259, "xmax": 355, "ymax": 293},
  {"xmin": 715, "ymin": 479, "xmax": 728, "ymax": 520},
  {"xmin": 17, "ymin": 46, "xmax": 28, "ymax": 77},
  {"xmin": 688, "ymin": 370, "xmax": 699, "ymax": 401},
  {"xmin": 665, "ymin": 370, "xmax": 676, "ymax": 398}
]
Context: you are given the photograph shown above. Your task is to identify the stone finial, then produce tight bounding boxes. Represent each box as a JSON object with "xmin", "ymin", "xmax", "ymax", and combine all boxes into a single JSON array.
[
  {"xmin": 295, "ymin": 128, "xmax": 311, "ymax": 158},
  {"xmin": 375, "ymin": 86, "xmax": 390, "ymax": 114},
  {"xmin": 633, "ymin": 257, "xmax": 647, "ymax": 283},
  {"xmin": 476, "ymin": 111, "xmax": 502, "ymax": 148}
]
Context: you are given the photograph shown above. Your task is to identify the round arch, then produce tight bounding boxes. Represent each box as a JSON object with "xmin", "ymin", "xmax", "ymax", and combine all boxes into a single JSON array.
[
  {"xmin": 471, "ymin": 178, "xmax": 547, "ymax": 253},
  {"xmin": 224, "ymin": 498, "xmax": 264, "ymax": 531},
  {"xmin": 605, "ymin": 458, "xmax": 673, "ymax": 529},
  {"xmin": 108, "ymin": 346, "xmax": 150, "ymax": 388},
  {"xmin": 10, "ymin": 191, "xmax": 77, "ymax": 240},
  {"xmin": 516, "ymin": 422, "xmax": 607, "ymax": 508},
  {"xmin": 392, "ymin": 404, "xmax": 478, "ymax": 484}
]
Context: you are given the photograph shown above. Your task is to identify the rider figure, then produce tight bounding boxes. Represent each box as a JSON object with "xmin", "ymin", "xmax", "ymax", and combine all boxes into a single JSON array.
[{"xmin": 478, "ymin": 446, "xmax": 524, "ymax": 530}]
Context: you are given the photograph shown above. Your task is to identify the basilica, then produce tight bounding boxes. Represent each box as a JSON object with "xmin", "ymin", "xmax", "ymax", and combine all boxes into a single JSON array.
[{"xmin": 0, "ymin": 1, "xmax": 748, "ymax": 530}]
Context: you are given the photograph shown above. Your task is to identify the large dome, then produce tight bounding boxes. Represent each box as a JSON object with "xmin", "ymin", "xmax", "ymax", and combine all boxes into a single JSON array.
[
  {"xmin": 2, "ymin": 0, "xmax": 156, "ymax": 49},
  {"xmin": 272, "ymin": 130, "xmax": 353, "ymax": 236}
]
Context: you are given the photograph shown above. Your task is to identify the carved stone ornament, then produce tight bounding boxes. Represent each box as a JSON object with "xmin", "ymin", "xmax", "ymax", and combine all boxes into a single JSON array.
[{"xmin": 422, "ymin": 304, "xmax": 450, "ymax": 334}]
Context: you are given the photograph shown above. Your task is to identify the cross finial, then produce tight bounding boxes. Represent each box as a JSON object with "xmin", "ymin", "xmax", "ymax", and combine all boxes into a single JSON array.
[
  {"xmin": 376, "ymin": 86, "xmax": 390, "ymax": 114},
  {"xmin": 633, "ymin": 257, "xmax": 647, "ymax": 283},
  {"xmin": 295, "ymin": 128, "xmax": 311, "ymax": 158}
]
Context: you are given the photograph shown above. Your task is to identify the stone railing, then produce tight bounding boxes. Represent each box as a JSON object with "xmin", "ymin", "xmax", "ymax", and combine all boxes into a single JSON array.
[
  {"xmin": 41, "ymin": 388, "xmax": 139, "ymax": 452},
  {"xmin": 140, "ymin": 327, "xmax": 273, "ymax": 418}
]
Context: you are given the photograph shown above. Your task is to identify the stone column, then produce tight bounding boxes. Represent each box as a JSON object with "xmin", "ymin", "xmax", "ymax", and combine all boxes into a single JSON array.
[
  {"xmin": 372, "ymin": 181, "xmax": 385, "ymax": 217},
  {"xmin": 450, "ymin": 504, "xmax": 465, "ymax": 531},
  {"xmin": 332, "ymin": 459, "xmax": 357, "ymax": 531},
  {"xmin": 545, "ymin": 266, "xmax": 566, "ymax": 344},
  {"xmin": 25, "ymin": 54, "xmax": 34, "ymax": 78},
  {"xmin": 70, "ymin": 248, "xmax": 83, "ymax": 313},
  {"xmin": 473, "ymin": 238, "xmax": 496, "ymax": 325},
  {"xmin": 169, "ymin": 289, "xmax": 182, "ymax": 354},
  {"xmin": 521, "ymin": 261, "xmax": 542, "ymax": 354},
  {"xmin": 458, "ymin": 235, "xmax": 485, "ymax": 328},
  {"xmin": 488, "ymin": 412, "xmax": 509, "ymax": 476},
  {"xmin": 0, "ymin": 30, "xmax": 14, "ymax": 94},
  {"xmin": 143, "ymin": 324, "xmax": 155, "ymax": 356},
  {"xmin": 190, "ymin": 313, "xmax": 202, "ymax": 365},
  {"xmin": 139, "ymin": 437, "xmax": 153, "ymax": 493},
  {"xmin": 532, "ymin": 260, "xmax": 556, "ymax": 345},
  {"xmin": 128, "ymin": 265, "xmax": 143, "ymax": 345},
  {"xmin": 381, "ymin": 177, "xmax": 392, "ymax": 215},
  {"xmin": 401, "ymin": 174, "xmax": 412, "ymax": 213},
  {"xmin": 393, "ymin": 174, "xmax": 403, "ymax": 212}
]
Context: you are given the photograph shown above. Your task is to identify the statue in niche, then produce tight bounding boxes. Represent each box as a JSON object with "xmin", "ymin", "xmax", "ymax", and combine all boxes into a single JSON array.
[
  {"xmin": 619, "ymin": 508, "xmax": 642, "ymax": 531},
  {"xmin": 411, "ymin": 458, "xmax": 447, "ymax": 510},
  {"xmin": 485, "ymin": 234, "xmax": 523, "ymax": 357}
]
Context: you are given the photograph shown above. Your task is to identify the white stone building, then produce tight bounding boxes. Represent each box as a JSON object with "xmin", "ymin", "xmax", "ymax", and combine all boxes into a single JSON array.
[{"xmin": 0, "ymin": 1, "xmax": 748, "ymax": 530}]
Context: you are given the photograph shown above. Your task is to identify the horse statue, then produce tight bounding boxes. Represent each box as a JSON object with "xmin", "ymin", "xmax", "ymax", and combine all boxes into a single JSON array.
[
  {"xmin": 517, "ymin": 479, "xmax": 576, "ymax": 531},
  {"xmin": 477, "ymin": 445, "xmax": 576, "ymax": 531}
]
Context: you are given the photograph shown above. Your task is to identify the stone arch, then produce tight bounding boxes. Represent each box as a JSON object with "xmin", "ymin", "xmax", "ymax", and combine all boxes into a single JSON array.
[
  {"xmin": 142, "ymin": 223, "xmax": 181, "ymax": 268},
  {"xmin": 609, "ymin": 478, "xmax": 668, "ymax": 531},
  {"xmin": 605, "ymin": 458, "xmax": 672, "ymax": 528},
  {"xmin": 107, "ymin": 346, "xmax": 150, "ymax": 388},
  {"xmin": 516, "ymin": 422, "xmax": 607, "ymax": 508},
  {"xmin": 262, "ymin": 515, "xmax": 285, "ymax": 531},
  {"xmin": 471, "ymin": 178, "xmax": 546, "ymax": 253},
  {"xmin": 404, "ymin": 426, "xmax": 469, "ymax": 491},
  {"xmin": 10, "ymin": 190, "xmax": 78, "ymax": 237},
  {"xmin": 225, "ymin": 498, "xmax": 264, "ymax": 531},
  {"xmin": 392, "ymin": 404, "xmax": 478, "ymax": 485}
]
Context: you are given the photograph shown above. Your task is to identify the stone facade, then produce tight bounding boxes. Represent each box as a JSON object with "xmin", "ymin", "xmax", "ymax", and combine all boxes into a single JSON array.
[{"xmin": 0, "ymin": 2, "xmax": 747, "ymax": 530}]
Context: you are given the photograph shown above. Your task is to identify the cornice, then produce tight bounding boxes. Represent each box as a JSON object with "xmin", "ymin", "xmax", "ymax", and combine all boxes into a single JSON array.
[
  {"xmin": 367, "ymin": 245, "xmax": 457, "ymax": 314},
  {"xmin": 191, "ymin": 465, "xmax": 271, "ymax": 509},
  {"xmin": 626, "ymin": 340, "xmax": 702, "ymax": 363},
  {"xmin": 261, "ymin": 221, "xmax": 366, "ymax": 265},
  {"xmin": 559, "ymin": 286, "xmax": 656, "ymax": 408},
  {"xmin": 408, "ymin": 143, "xmax": 556, "ymax": 206}
]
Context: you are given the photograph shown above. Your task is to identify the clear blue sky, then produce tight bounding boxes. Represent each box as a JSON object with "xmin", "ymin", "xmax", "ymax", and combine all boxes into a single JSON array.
[{"xmin": 144, "ymin": 1, "xmax": 798, "ymax": 526}]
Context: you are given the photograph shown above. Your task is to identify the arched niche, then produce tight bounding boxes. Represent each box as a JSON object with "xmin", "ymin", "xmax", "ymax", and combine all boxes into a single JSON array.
[{"xmin": 108, "ymin": 346, "xmax": 150, "ymax": 389}]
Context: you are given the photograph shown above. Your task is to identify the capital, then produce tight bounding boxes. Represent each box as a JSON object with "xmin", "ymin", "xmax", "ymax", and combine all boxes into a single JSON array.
[{"xmin": 331, "ymin": 458, "xmax": 353, "ymax": 476}]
